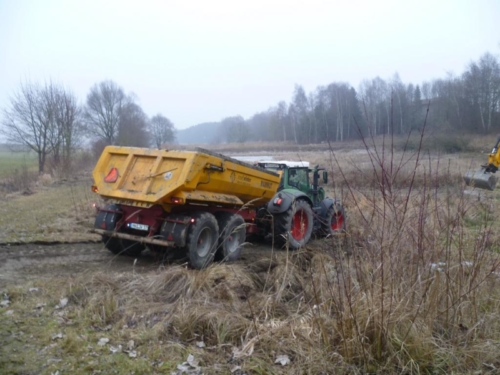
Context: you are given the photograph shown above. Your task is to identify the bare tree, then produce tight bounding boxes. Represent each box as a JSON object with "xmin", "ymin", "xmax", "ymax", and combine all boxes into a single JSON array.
[
  {"xmin": 359, "ymin": 78, "xmax": 390, "ymax": 136},
  {"xmin": 264, "ymin": 102, "xmax": 288, "ymax": 142},
  {"xmin": 390, "ymin": 74, "xmax": 407, "ymax": 134},
  {"xmin": 150, "ymin": 114, "xmax": 176, "ymax": 148},
  {"xmin": 38, "ymin": 84, "xmax": 82, "ymax": 170},
  {"xmin": 219, "ymin": 116, "xmax": 250, "ymax": 143},
  {"xmin": 291, "ymin": 85, "xmax": 308, "ymax": 143},
  {"xmin": 2, "ymin": 81, "xmax": 61, "ymax": 173},
  {"xmin": 463, "ymin": 53, "xmax": 500, "ymax": 133},
  {"xmin": 84, "ymin": 80, "xmax": 125, "ymax": 145},
  {"xmin": 287, "ymin": 104, "xmax": 298, "ymax": 144},
  {"xmin": 116, "ymin": 102, "xmax": 150, "ymax": 147},
  {"xmin": 277, "ymin": 101, "xmax": 288, "ymax": 142},
  {"xmin": 54, "ymin": 87, "xmax": 82, "ymax": 170}
]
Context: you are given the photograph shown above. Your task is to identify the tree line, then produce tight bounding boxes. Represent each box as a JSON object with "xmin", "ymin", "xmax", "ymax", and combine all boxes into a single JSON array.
[
  {"xmin": 1, "ymin": 80, "xmax": 176, "ymax": 173},
  {"xmin": 2, "ymin": 51, "xmax": 499, "ymax": 173},
  {"xmin": 214, "ymin": 52, "xmax": 500, "ymax": 144}
]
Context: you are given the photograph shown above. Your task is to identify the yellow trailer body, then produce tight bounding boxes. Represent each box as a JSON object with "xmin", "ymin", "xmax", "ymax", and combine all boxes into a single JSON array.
[{"xmin": 92, "ymin": 146, "xmax": 281, "ymax": 210}]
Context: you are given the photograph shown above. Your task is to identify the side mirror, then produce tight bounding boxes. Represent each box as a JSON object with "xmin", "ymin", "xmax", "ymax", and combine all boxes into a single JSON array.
[{"xmin": 323, "ymin": 171, "xmax": 328, "ymax": 184}]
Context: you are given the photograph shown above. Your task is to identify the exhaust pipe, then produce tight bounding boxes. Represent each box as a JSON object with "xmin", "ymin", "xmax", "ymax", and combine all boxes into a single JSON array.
[{"xmin": 464, "ymin": 169, "xmax": 498, "ymax": 191}]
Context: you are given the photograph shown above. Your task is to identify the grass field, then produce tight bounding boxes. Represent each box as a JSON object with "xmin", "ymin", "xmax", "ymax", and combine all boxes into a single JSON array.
[
  {"xmin": 2, "ymin": 137, "xmax": 500, "ymax": 374},
  {"xmin": 0, "ymin": 145, "xmax": 38, "ymax": 178},
  {"xmin": 0, "ymin": 178, "xmax": 98, "ymax": 243}
]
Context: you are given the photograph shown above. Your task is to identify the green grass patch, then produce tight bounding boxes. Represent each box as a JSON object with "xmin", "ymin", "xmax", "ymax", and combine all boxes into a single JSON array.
[{"xmin": 0, "ymin": 149, "xmax": 38, "ymax": 178}]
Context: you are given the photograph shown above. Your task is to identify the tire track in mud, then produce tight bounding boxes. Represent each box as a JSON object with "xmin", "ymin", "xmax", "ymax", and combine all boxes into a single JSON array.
[
  {"xmin": 0, "ymin": 242, "xmax": 163, "ymax": 288},
  {"xmin": 0, "ymin": 241, "xmax": 281, "ymax": 289}
]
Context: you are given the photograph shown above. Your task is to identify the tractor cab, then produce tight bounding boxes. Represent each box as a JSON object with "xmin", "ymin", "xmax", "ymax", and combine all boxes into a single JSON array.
[{"xmin": 257, "ymin": 161, "xmax": 328, "ymax": 205}]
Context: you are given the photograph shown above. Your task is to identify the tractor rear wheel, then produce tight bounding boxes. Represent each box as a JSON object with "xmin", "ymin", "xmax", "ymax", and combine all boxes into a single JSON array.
[
  {"xmin": 186, "ymin": 212, "xmax": 219, "ymax": 269},
  {"xmin": 215, "ymin": 213, "xmax": 246, "ymax": 262},
  {"xmin": 273, "ymin": 200, "xmax": 313, "ymax": 250},
  {"xmin": 322, "ymin": 203, "xmax": 346, "ymax": 236}
]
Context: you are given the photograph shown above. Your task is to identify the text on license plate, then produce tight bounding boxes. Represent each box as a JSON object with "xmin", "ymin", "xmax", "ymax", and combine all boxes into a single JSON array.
[{"xmin": 129, "ymin": 223, "xmax": 149, "ymax": 231}]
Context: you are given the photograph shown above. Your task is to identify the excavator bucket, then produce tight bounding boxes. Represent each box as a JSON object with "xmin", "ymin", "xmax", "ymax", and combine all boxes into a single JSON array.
[{"xmin": 464, "ymin": 169, "xmax": 498, "ymax": 190}]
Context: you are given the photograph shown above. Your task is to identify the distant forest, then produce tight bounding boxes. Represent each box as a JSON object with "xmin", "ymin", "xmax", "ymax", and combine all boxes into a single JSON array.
[
  {"xmin": 178, "ymin": 51, "xmax": 500, "ymax": 144},
  {"xmin": 2, "ymin": 51, "xmax": 500, "ymax": 173}
]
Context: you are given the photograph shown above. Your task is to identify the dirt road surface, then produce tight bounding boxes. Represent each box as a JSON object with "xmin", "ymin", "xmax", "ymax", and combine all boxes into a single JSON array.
[{"xmin": 0, "ymin": 241, "xmax": 284, "ymax": 289}]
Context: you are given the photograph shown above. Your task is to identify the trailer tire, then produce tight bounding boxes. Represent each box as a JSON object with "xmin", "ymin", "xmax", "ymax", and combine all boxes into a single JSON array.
[
  {"xmin": 110, "ymin": 238, "xmax": 144, "ymax": 257},
  {"xmin": 95, "ymin": 204, "xmax": 144, "ymax": 257},
  {"xmin": 186, "ymin": 212, "xmax": 219, "ymax": 269},
  {"xmin": 102, "ymin": 235, "xmax": 144, "ymax": 257},
  {"xmin": 148, "ymin": 245, "xmax": 185, "ymax": 263},
  {"xmin": 102, "ymin": 237, "xmax": 123, "ymax": 255},
  {"xmin": 273, "ymin": 199, "xmax": 313, "ymax": 250},
  {"xmin": 322, "ymin": 203, "xmax": 346, "ymax": 236},
  {"xmin": 215, "ymin": 213, "xmax": 246, "ymax": 262}
]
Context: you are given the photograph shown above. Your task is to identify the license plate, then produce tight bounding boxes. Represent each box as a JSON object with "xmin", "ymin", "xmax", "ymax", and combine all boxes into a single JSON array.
[{"xmin": 129, "ymin": 223, "xmax": 149, "ymax": 231}]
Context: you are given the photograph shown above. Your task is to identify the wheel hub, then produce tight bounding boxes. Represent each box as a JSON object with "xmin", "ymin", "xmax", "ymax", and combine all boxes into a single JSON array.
[{"xmin": 291, "ymin": 209, "xmax": 308, "ymax": 240}]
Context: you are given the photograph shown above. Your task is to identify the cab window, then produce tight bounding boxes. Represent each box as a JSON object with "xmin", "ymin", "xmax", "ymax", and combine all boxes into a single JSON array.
[{"xmin": 288, "ymin": 168, "xmax": 309, "ymax": 189}]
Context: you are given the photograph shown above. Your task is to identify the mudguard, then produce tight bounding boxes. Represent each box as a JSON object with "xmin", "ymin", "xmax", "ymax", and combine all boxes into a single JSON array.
[
  {"xmin": 159, "ymin": 214, "xmax": 192, "ymax": 247},
  {"xmin": 94, "ymin": 204, "xmax": 122, "ymax": 231},
  {"xmin": 267, "ymin": 189, "xmax": 313, "ymax": 215},
  {"xmin": 319, "ymin": 198, "xmax": 342, "ymax": 218}
]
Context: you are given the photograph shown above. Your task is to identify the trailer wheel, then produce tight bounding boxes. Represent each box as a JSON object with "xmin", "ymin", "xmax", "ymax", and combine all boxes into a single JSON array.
[
  {"xmin": 273, "ymin": 200, "xmax": 313, "ymax": 250},
  {"xmin": 102, "ymin": 237, "xmax": 123, "ymax": 255},
  {"xmin": 322, "ymin": 203, "xmax": 346, "ymax": 236},
  {"xmin": 102, "ymin": 235, "xmax": 144, "ymax": 257},
  {"xmin": 95, "ymin": 204, "xmax": 144, "ymax": 257},
  {"xmin": 186, "ymin": 212, "xmax": 219, "ymax": 269},
  {"xmin": 112, "ymin": 238, "xmax": 144, "ymax": 257},
  {"xmin": 148, "ymin": 245, "xmax": 185, "ymax": 263},
  {"xmin": 215, "ymin": 213, "xmax": 246, "ymax": 262}
]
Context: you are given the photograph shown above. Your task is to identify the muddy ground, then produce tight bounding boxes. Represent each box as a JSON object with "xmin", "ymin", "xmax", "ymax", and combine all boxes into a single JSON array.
[{"xmin": 0, "ymin": 240, "xmax": 292, "ymax": 290}]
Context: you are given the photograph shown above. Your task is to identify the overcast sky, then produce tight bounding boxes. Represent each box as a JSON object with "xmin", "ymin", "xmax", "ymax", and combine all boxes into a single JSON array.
[{"xmin": 1, "ymin": 0, "xmax": 499, "ymax": 130}]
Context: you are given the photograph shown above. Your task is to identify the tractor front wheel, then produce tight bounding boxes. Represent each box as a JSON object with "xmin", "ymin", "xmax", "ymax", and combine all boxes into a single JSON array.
[{"xmin": 322, "ymin": 203, "xmax": 346, "ymax": 236}]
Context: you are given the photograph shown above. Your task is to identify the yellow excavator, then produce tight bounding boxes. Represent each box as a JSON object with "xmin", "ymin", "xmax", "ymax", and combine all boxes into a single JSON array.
[{"xmin": 464, "ymin": 136, "xmax": 500, "ymax": 190}]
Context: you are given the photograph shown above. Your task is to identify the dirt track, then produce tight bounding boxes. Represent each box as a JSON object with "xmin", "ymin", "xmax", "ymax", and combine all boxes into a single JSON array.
[
  {"xmin": 0, "ymin": 241, "xmax": 281, "ymax": 289},
  {"xmin": 0, "ymin": 242, "xmax": 127, "ymax": 288}
]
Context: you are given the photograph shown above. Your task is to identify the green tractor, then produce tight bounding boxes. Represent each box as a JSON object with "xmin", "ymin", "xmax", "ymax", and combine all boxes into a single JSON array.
[{"xmin": 256, "ymin": 160, "xmax": 346, "ymax": 249}]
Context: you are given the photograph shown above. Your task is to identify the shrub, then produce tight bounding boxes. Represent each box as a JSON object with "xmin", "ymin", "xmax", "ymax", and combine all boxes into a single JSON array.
[{"xmin": 0, "ymin": 164, "xmax": 38, "ymax": 193}]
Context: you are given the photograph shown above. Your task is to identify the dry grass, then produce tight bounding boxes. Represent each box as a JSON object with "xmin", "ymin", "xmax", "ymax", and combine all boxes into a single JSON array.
[
  {"xmin": 2, "ymin": 135, "xmax": 500, "ymax": 373},
  {"xmin": 4, "ymin": 228, "xmax": 499, "ymax": 374},
  {"xmin": 0, "ymin": 177, "xmax": 99, "ymax": 243}
]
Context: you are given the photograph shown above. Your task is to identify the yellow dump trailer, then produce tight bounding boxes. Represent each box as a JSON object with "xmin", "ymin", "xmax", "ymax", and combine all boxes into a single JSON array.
[
  {"xmin": 92, "ymin": 146, "xmax": 281, "ymax": 268},
  {"xmin": 92, "ymin": 146, "xmax": 281, "ymax": 209}
]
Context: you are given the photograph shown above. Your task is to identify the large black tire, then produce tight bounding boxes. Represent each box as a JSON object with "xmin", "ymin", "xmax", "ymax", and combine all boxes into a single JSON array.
[
  {"xmin": 94, "ymin": 204, "xmax": 145, "ymax": 257},
  {"xmin": 215, "ymin": 213, "xmax": 246, "ymax": 262},
  {"xmin": 109, "ymin": 238, "xmax": 144, "ymax": 257},
  {"xmin": 321, "ymin": 203, "xmax": 346, "ymax": 236},
  {"xmin": 186, "ymin": 212, "xmax": 219, "ymax": 269},
  {"xmin": 148, "ymin": 245, "xmax": 186, "ymax": 263},
  {"xmin": 273, "ymin": 200, "xmax": 314, "ymax": 250},
  {"xmin": 102, "ymin": 237, "xmax": 123, "ymax": 255}
]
